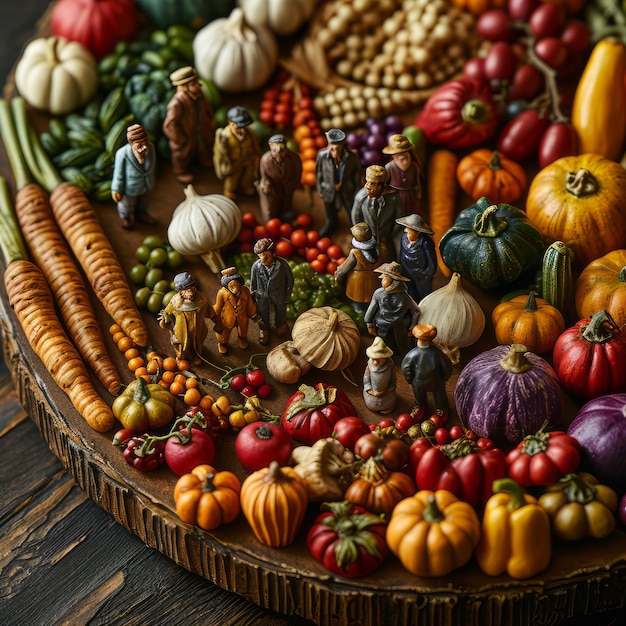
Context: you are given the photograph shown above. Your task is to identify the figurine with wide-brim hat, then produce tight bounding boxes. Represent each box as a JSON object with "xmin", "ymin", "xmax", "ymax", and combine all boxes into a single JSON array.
[
  {"xmin": 374, "ymin": 261, "xmax": 410, "ymax": 281},
  {"xmin": 383, "ymin": 134, "xmax": 415, "ymax": 155},
  {"xmin": 396, "ymin": 213, "xmax": 434, "ymax": 235}
]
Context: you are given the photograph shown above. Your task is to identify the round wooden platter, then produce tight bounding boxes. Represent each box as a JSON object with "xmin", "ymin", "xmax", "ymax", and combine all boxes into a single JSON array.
[{"xmin": 1, "ymin": 140, "xmax": 626, "ymax": 626}]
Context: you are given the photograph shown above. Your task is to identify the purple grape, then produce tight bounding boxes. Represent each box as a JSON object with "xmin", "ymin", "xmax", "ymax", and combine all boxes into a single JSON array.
[
  {"xmin": 362, "ymin": 149, "xmax": 384, "ymax": 166},
  {"xmin": 385, "ymin": 114, "xmax": 404, "ymax": 134},
  {"xmin": 346, "ymin": 132, "xmax": 362, "ymax": 151}
]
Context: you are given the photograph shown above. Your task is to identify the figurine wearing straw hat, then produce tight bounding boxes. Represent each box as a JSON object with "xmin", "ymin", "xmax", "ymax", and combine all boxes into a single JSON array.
[
  {"xmin": 396, "ymin": 213, "xmax": 437, "ymax": 303},
  {"xmin": 363, "ymin": 337, "xmax": 397, "ymax": 414},
  {"xmin": 364, "ymin": 261, "xmax": 420, "ymax": 362},
  {"xmin": 383, "ymin": 133, "xmax": 423, "ymax": 217}
]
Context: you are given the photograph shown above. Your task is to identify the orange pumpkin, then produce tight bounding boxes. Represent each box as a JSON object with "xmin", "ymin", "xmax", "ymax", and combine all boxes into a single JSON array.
[
  {"xmin": 575, "ymin": 249, "xmax": 626, "ymax": 327},
  {"xmin": 526, "ymin": 154, "xmax": 626, "ymax": 267},
  {"xmin": 174, "ymin": 464, "xmax": 241, "ymax": 531},
  {"xmin": 240, "ymin": 461, "xmax": 308, "ymax": 547},
  {"xmin": 456, "ymin": 149, "xmax": 527, "ymax": 203},
  {"xmin": 492, "ymin": 291, "xmax": 565, "ymax": 354},
  {"xmin": 343, "ymin": 456, "xmax": 416, "ymax": 517}
]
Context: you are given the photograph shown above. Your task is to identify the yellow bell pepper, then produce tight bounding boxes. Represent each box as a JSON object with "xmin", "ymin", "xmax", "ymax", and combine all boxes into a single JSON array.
[{"xmin": 476, "ymin": 478, "xmax": 551, "ymax": 579}]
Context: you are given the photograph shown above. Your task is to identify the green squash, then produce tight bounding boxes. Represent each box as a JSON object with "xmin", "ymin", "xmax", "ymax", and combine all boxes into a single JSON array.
[
  {"xmin": 134, "ymin": 0, "xmax": 236, "ymax": 30},
  {"xmin": 439, "ymin": 196, "xmax": 544, "ymax": 291}
]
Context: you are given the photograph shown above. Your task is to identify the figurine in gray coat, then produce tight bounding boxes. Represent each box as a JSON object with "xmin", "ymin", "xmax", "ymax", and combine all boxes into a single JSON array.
[
  {"xmin": 315, "ymin": 128, "xmax": 362, "ymax": 237},
  {"xmin": 250, "ymin": 237, "xmax": 294, "ymax": 346},
  {"xmin": 111, "ymin": 123, "xmax": 156, "ymax": 229}
]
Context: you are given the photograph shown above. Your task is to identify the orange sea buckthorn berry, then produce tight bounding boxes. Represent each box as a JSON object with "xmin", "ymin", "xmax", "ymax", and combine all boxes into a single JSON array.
[
  {"xmin": 112, "ymin": 330, "xmax": 127, "ymax": 345},
  {"xmin": 183, "ymin": 387, "xmax": 202, "ymax": 406},
  {"xmin": 161, "ymin": 370, "xmax": 176, "ymax": 385},
  {"xmin": 169, "ymin": 381, "xmax": 186, "ymax": 396},
  {"xmin": 124, "ymin": 347, "xmax": 141, "ymax": 361},
  {"xmin": 198, "ymin": 394, "xmax": 214, "ymax": 411},
  {"xmin": 109, "ymin": 323, "xmax": 122, "ymax": 336},
  {"xmin": 127, "ymin": 356, "xmax": 146, "ymax": 372},
  {"xmin": 185, "ymin": 377, "xmax": 199, "ymax": 389},
  {"xmin": 162, "ymin": 356, "xmax": 178, "ymax": 371},
  {"xmin": 176, "ymin": 358, "xmax": 190, "ymax": 372},
  {"xmin": 134, "ymin": 366, "xmax": 149, "ymax": 381}
]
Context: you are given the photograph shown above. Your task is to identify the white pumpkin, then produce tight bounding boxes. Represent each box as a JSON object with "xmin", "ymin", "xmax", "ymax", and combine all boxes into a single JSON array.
[
  {"xmin": 193, "ymin": 7, "xmax": 278, "ymax": 93},
  {"xmin": 416, "ymin": 273, "xmax": 486, "ymax": 364},
  {"xmin": 167, "ymin": 186, "xmax": 242, "ymax": 273},
  {"xmin": 238, "ymin": 0, "xmax": 318, "ymax": 37},
  {"xmin": 15, "ymin": 36, "xmax": 98, "ymax": 116}
]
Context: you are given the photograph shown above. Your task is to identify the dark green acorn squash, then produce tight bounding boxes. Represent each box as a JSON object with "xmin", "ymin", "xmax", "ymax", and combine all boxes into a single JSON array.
[
  {"xmin": 134, "ymin": 0, "xmax": 235, "ymax": 30},
  {"xmin": 439, "ymin": 196, "xmax": 544, "ymax": 291}
]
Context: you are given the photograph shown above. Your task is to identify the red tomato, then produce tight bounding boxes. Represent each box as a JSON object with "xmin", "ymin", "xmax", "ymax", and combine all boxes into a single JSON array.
[
  {"xmin": 306, "ymin": 230, "xmax": 320, "ymax": 246},
  {"xmin": 241, "ymin": 385, "xmax": 258, "ymax": 398},
  {"xmin": 290, "ymin": 228, "xmax": 308, "ymax": 248},
  {"xmin": 354, "ymin": 432, "xmax": 386, "ymax": 459},
  {"xmin": 275, "ymin": 240, "xmax": 294, "ymax": 258},
  {"xmin": 529, "ymin": 2, "xmax": 565, "ymax": 39},
  {"xmin": 253, "ymin": 224, "xmax": 268, "ymax": 240},
  {"xmin": 235, "ymin": 421, "xmax": 293, "ymax": 472},
  {"xmin": 497, "ymin": 108, "xmax": 551, "ymax": 161},
  {"xmin": 434, "ymin": 428, "xmax": 450, "ymax": 445},
  {"xmin": 306, "ymin": 502, "xmax": 388, "ymax": 578},
  {"xmin": 394, "ymin": 413, "xmax": 414, "ymax": 433},
  {"xmin": 326, "ymin": 244, "xmax": 343, "ymax": 260},
  {"xmin": 295, "ymin": 213, "xmax": 313, "ymax": 228},
  {"xmin": 241, "ymin": 211, "xmax": 258, "ymax": 229},
  {"xmin": 229, "ymin": 373, "xmax": 247, "ymax": 392},
  {"xmin": 237, "ymin": 228, "xmax": 253, "ymax": 244},
  {"xmin": 332, "ymin": 416, "xmax": 371, "ymax": 450},
  {"xmin": 507, "ymin": 63, "xmax": 544, "ymax": 102},
  {"xmin": 534, "ymin": 37, "xmax": 569, "ymax": 70},
  {"xmin": 245, "ymin": 369, "xmax": 265, "ymax": 387},
  {"xmin": 281, "ymin": 382, "xmax": 356, "ymax": 445},
  {"xmin": 537, "ymin": 121, "xmax": 578, "ymax": 168},
  {"xmin": 483, "ymin": 41, "xmax": 519, "ymax": 83},
  {"xmin": 305, "ymin": 247, "xmax": 319, "ymax": 262},
  {"xmin": 462, "ymin": 57, "xmax": 486, "ymax": 84},
  {"xmin": 310, "ymin": 259, "xmax": 327, "ymax": 274},
  {"xmin": 164, "ymin": 427, "xmax": 216, "ymax": 476},
  {"xmin": 265, "ymin": 218, "xmax": 283, "ymax": 239},
  {"xmin": 326, "ymin": 261, "xmax": 338, "ymax": 274},
  {"xmin": 448, "ymin": 425, "xmax": 465, "ymax": 440},
  {"xmin": 256, "ymin": 383, "xmax": 272, "ymax": 398},
  {"xmin": 316, "ymin": 237, "xmax": 332, "ymax": 253},
  {"xmin": 279, "ymin": 222, "xmax": 294, "ymax": 238}
]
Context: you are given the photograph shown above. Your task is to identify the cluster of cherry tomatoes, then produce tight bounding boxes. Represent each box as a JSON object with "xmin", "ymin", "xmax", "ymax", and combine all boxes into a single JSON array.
[{"xmin": 236, "ymin": 210, "xmax": 346, "ymax": 275}]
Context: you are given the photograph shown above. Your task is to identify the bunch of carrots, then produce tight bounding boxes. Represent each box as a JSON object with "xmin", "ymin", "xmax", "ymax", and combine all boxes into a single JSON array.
[{"xmin": 0, "ymin": 96, "xmax": 148, "ymax": 433}]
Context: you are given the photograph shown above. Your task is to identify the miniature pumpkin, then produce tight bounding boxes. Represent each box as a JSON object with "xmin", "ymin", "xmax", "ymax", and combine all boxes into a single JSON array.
[
  {"xmin": 112, "ymin": 376, "xmax": 176, "ymax": 431},
  {"xmin": 193, "ymin": 8, "xmax": 278, "ymax": 93},
  {"xmin": 386, "ymin": 489, "xmax": 481, "ymax": 577},
  {"xmin": 167, "ymin": 186, "xmax": 241, "ymax": 273},
  {"xmin": 456, "ymin": 149, "xmax": 527, "ymax": 204},
  {"xmin": 455, "ymin": 344, "xmax": 563, "ymax": 446},
  {"xmin": 575, "ymin": 249, "xmax": 626, "ymax": 327},
  {"xmin": 526, "ymin": 154, "xmax": 626, "ymax": 267},
  {"xmin": 240, "ymin": 461, "xmax": 308, "ymax": 547},
  {"xmin": 416, "ymin": 272, "xmax": 485, "ymax": 364},
  {"xmin": 50, "ymin": 0, "xmax": 139, "ymax": 59},
  {"xmin": 343, "ymin": 456, "xmax": 416, "ymax": 517},
  {"xmin": 133, "ymin": 0, "xmax": 235, "ymax": 30},
  {"xmin": 439, "ymin": 196, "xmax": 545, "ymax": 291},
  {"xmin": 15, "ymin": 36, "xmax": 99, "ymax": 115},
  {"xmin": 553, "ymin": 310, "xmax": 626, "ymax": 400},
  {"xmin": 238, "ymin": 0, "xmax": 318, "ymax": 36},
  {"xmin": 492, "ymin": 291, "xmax": 565, "ymax": 354},
  {"xmin": 291, "ymin": 306, "xmax": 360, "ymax": 372},
  {"xmin": 174, "ymin": 464, "xmax": 241, "ymax": 531}
]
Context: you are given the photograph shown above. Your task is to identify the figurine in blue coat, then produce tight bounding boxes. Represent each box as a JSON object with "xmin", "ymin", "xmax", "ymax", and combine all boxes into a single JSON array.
[
  {"xmin": 111, "ymin": 123, "xmax": 156, "ymax": 229},
  {"xmin": 396, "ymin": 213, "xmax": 437, "ymax": 303}
]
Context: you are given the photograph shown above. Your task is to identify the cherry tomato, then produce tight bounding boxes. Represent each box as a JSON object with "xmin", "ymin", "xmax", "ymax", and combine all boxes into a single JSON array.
[
  {"xmin": 241, "ymin": 385, "xmax": 258, "ymax": 398},
  {"xmin": 476, "ymin": 437, "xmax": 494, "ymax": 450},
  {"xmin": 448, "ymin": 425, "xmax": 465, "ymax": 441},
  {"xmin": 354, "ymin": 432, "xmax": 386, "ymax": 459},
  {"xmin": 483, "ymin": 41, "xmax": 518, "ymax": 83},
  {"xmin": 265, "ymin": 218, "xmax": 283, "ymax": 239},
  {"xmin": 332, "ymin": 416, "xmax": 371, "ymax": 451},
  {"xmin": 507, "ymin": 63, "xmax": 544, "ymax": 102},
  {"xmin": 537, "ymin": 121, "xmax": 578, "ymax": 168},
  {"xmin": 434, "ymin": 428, "xmax": 450, "ymax": 446},
  {"xmin": 534, "ymin": 37, "xmax": 569, "ymax": 70},
  {"xmin": 234, "ymin": 421, "xmax": 293, "ymax": 472},
  {"xmin": 245, "ymin": 369, "xmax": 266, "ymax": 388},
  {"xmin": 529, "ymin": 2, "xmax": 565, "ymax": 39},
  {"xmin": 380, "ymin": 438, "xmax": 410, "ymax": 471},
  {"xmin": 395, "ymin": 413, "xmax": 415, "ymax": 434},
  {"xmin": 476, "ymin": 9, "xmax": 516, "ymax": 42},
  {"xmin": 377, "ymin": 417, "xmax": 396, "ymax": 429},
  {"xmin": 497, "ymin": 108, "xmax": 551, "ymax": 161},
  {"xmin": 229, "ymin": 373, "xmax": 247, "ymax": 393},
  {"xmin": 256, "ymin": 383, "xmax": 272, "ymax": 398},
  {"xmin": 241, "ymin": 212, "xmax": 258, "ymax": 229},
  {"xmin": 508, "ymin": 0, "xmax": 540, "ymax": 21},
  {"xmin": 164, "ymin": 427, "xmax": 216, "ymax": 476}
]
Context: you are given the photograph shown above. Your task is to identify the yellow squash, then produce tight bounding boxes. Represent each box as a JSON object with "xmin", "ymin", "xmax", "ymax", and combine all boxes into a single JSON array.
[{"xmin": 571, "ymin": 37, "xmax": 626, "ymax": 162}]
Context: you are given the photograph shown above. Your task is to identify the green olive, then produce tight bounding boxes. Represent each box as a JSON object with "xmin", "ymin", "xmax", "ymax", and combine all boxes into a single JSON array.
[
  {"xmin": 153, "ymin": 279, "xmax": 171, "ymax": 294},
  {"xmin": 144, "ymin": 267, "xmax": 164, "ymax": 289},
  {"xmin": 166, "ymin": 248, "xmax": 185, "ymax": 270},
  {"xmin": 142, "ymin": 234, "xmax": 165, "ymax": 249},
  {"xmin": 129, "ymin": 263, "xmax": 148, "ymax": 285},
  {"xmin": 147, "ymin": 292, "xmax": 165, "ymax": 314},
  {"xmin": 135, "ymin": 244, "xmax": 151, "ymax": 264},
  {"xmin": 162, "ymin": 290, "xmax": 176, "ymax": 307},
  {"xmin": 134, "ymin": 286, "xmax": 151, "ymax": 308},
  {"xmin": 148, "ymin": 246, "xmax": 169, "ymax": 268}
]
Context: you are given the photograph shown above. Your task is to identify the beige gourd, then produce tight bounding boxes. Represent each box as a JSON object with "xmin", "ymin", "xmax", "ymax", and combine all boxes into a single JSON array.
[
  {"xmin": 15, "ymin": 36, "xmax": 98, "ymax": 116},
  {"xmin": 291, "ymin": 306, "xmax": 360, "ymax": 372},
  {"xmin": 193, "ymin": 7, "xmax": 278, "ymax": 92},
  {"xmin": 167, "ymin": 185, "xmax": 241, "ymax": 273},
  {"xmin": 416, "ymin": 272, "xmax": 485, "ymax": 364},
  {"xmin": 265, "ymin": 341, "xmax": 312, "ymax": 385},
  {"xmin": 238, "ymin": 0, "xmax": 319, "ymax": 37}
]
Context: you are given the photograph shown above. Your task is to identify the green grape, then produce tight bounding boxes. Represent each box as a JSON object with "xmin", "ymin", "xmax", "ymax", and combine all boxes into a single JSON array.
[
  {"xmin": 147, "ymin": 292, "xmax": 165, "ymax": 314},
  {"xmin": 148, "ymin": 246, "xmax": 169, "ymax": 267},
  {"xmin": 166, "ymin": 248, "xmax": 185, "ymax": 270},
  {"xmin": 129, "ymin": 263, "xmax": 149, "ymax": 285},
  {"xmin": 145, "ymin": 267, "xmax": 164, "ymax": 289},
  {"xmin": 142, "ymin": 234, "xmax": 165, "ymax": 249},
  {"xmin": 153, "ymin": 279, "xmax": 171, "ymax": 294},
  {"xmin": 135, "ymin": 286, "xmax": 151, "ymax": 308},
  {"xmin": 135, "ymin": 244, "xmax": 151, "ymax": 264},
  {"xmin": 162, "ymin": 290, "xmax": 176, "ymax": 307}
]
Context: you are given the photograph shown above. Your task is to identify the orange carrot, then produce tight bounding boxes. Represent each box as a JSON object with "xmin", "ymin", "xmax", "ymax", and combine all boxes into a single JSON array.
[
  {"xmin": 49, "ymin": 182, "xmax": 148, "ymax": 347},
  {"xmin": 15, "ymin": 182, "xmax": 121, "ymax": 394},
  {"xmin": 427, "ymin": 149, "xmax": 460, "ymax": 278},
  {"xmin": 4, "ymin": 259, "xmax": 116, "ymax": 432}
]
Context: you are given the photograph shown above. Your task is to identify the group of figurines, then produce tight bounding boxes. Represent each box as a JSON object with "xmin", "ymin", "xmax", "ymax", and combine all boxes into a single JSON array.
[{"xmin": 114, "ymin": 65, "xmax": 451, "ymax": 420}]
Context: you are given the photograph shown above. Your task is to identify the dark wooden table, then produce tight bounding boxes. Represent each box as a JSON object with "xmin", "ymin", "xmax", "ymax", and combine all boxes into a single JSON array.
[{"xmin": 1, "ymin": 4, "xmax": 625, "ymax": 626}]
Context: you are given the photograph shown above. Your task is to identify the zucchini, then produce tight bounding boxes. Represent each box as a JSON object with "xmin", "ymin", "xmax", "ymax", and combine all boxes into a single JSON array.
[
  {"xmin": 60, "ymin": 166, "xmax": 94, "ymax": 194},
  {"xmin": 104, "ymin": 113, "xmax": 135, "ymax": 156},
  {"xmin": 53, "ymin": 146, "xmax": 102, "ymax": 169},
  {"xmin": 541, "ymin": 240, "xmax": 575, "ymax": 317},
  {"xmin": 98, "ymin": 86, "xmax": 128, "ymax": 133}
]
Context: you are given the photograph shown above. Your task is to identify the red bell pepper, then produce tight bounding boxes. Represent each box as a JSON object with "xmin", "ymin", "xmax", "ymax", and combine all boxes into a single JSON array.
[
  {"xmin": 415, "ymin": 436, "xmax": 507, "ymax": 508},
  {"xmin": 506, "ymin": 423, "xmax": 581, "ymax": 487}
]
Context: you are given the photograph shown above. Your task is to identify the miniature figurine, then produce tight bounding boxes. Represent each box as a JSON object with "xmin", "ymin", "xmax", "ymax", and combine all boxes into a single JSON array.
[
  {"xmin": 158, "ymin": 272, "xmax": 212, "ymax": 365},
  {"xmin": 383, "ymin": 134, "xmax": 423, "ymax": 216},
  {"xmin": 334, "ymin": 222, "xmax": 387, "ymax": 312},
  {"xmin": 351, "ymin": 164, "xmax": 404, "ymax": 261},
  {"xmin": 212, "ymin": 267, "xmax": 258, "ymax": 354},
  {"xmin": 363, "ymin": 336, "xmax": 397, "ymax": 414},
  {"xmin": 257, "ymin": 134, "xmax": 302, "ymax": 222},
  {"xmin": 401, "ymin": 323, "xmax": 453, "ymax": 421},
  {"xmin": 315, "ymin": 128, "xmax": 362, "ymax": 237},
  {"xmin": 396, "ymin": 214, "xmax": 437, "ymax": 303},
  {"xmin": 110, "ymin": 123, "xmax": 156, "ymax": 229},
  {"xmin": 363, "ymin": 261, "xmax": 420, "ymax": 363},
  {"xmin": 213, "ymin": 105, "xmax": 261, "ymax": 200},
  {"xmin": 250, "ymin": 237, "xmax": 294, "ymax": 346},
  {"xmin": 162, "ymin": 66, "xmax": 216, "ymax": 184}
]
